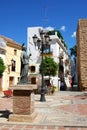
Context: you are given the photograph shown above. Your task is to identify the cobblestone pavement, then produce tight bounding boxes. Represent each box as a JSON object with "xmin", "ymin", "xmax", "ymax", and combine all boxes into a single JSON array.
[{"xmin": 0, "ymin": 91, "xmax": 87, "ymax": 130}]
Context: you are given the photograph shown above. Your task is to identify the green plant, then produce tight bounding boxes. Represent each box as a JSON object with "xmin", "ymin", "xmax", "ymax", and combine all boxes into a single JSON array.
[
  {"xmin": 39, "ymin": 56, "xmax": 58, "ymax": 77},
  {"xmin": 0, "ymin": 57, "xmax": 6, "ymax": 75},
  {"xmin": 51, "ymin": 86, "xmax": 57, "ymax": 94}
]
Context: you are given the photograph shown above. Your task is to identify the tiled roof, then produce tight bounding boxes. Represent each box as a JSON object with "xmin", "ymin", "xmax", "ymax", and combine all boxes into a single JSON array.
[{"xmin": 0, "ymin": 35, "xmax": 21, "ymax": 47}]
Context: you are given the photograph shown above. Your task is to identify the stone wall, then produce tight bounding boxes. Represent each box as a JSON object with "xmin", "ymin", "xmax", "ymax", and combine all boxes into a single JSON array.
[{"xmin": 77, "ymin": 19, "xmax": 87, "ymax": 91}]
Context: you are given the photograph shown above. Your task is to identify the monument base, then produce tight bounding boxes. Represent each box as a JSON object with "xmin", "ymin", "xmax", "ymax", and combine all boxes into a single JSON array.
[
  {"xmin": 9, "ymin": 84, "xmax": 37, "ymax": 122},
  {"xmin": 9, "ymin": 111, "xmax": 37, "ymax": 122}
]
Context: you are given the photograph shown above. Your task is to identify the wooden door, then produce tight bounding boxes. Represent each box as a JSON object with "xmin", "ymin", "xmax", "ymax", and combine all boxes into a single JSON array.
[
  {"xmin": 31, "ymin": 77, "xmax": 36, "ymax": 84},
  {"xmin": 9, "ymin": 77, "xmax": 14, "ymax": 86}
]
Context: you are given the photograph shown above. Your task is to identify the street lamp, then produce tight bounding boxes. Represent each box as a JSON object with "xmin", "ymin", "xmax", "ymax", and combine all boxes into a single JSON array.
[{"xmin": 32, "ymin": 30, "xmax": 51, "ymax": 102}]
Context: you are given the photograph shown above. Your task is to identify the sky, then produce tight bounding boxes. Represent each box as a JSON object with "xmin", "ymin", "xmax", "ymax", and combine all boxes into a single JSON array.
[{"xmin": 0, "ymin": 0, "xmax": 87, "ymax": 53}]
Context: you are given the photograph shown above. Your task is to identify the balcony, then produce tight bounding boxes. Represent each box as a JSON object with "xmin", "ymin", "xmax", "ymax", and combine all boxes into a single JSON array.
[
  {"xmin": 64, "ymin": 59, "xmax": 69, "ymax": 65},
  {"xmin": 40, "ymin": 51, "xmax": 53, "ymax": 57},
  {"xmin": 64, "ymin": 69, "xmax": 70, "ymax": 77},
  {"xmin": 58, "ymin": 52, "xmax": 63, "ymax": 59}
]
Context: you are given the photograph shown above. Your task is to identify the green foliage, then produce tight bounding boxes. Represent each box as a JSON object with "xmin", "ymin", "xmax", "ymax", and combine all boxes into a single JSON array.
[
  {"xmin": 0, "ymin": 57, "xmax": 6, "ymax": 75},
  {"xmin": 50, "ymin": 85, "xmax": 57, "ymax": 94},
  {"xmin": 47, "ymin": 30, "xmax": 68, "ymax": 49},
  {"xmin": 51, "ymin": 85, "xmax": 56, "ymax": 91},
  {"xmin": 70, "ymin": 45, "xmax": 77, "ymax": 65},
  {"xmin": 39, "ymin": 56, "xmax": 58, "ymax": 76},
  {"xmin": 61, "ymin": 39, "xmax": 68, "ymax": 49},
  {"xmin": 47, "ymin": 30, "xmax": 63, "ymax": 39},
  {"xmin": 70, "ymin": 45, "xmax": 76, "ymax": 57}
]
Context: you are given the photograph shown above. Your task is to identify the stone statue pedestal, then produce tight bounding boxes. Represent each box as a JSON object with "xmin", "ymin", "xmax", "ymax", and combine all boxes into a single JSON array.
[{"xmin": 9, "ymin": 84, "xmax": 37, "ymax": 122}]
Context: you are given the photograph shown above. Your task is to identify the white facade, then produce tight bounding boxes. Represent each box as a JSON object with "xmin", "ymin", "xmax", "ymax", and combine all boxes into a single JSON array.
[
  {"xmin": 27, "ymin": 27, "xmax": 42, "ymax": 64},
  {"xmin": 27, "ymin": 27, "xmax": 70, "ymax": 89}
]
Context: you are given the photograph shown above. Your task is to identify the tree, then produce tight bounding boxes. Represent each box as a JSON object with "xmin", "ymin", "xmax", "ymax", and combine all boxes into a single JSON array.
[
  {"xmin": 70, "ymin": 45, "xmax": 78, "ymax": 86},
  {"xmin": 0, "ymin": 57, "xmax": 6, "ymax": 75},
  {"xmin": 70, "ymin": 45, "xmax": 77, "ymax": 64},
  {"xmin": 39, "ymin": 56, "xmax": 58, "ymax": 77},
  {"xmin": 70, "ymin": 45, "xmax": 76, "ymax": 57}
]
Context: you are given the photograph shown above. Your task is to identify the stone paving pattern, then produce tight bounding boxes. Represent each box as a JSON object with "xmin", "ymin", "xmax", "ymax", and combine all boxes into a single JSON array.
[{"xmin": 0, "ymin": 91, "xmax": 87, "ymax": 130}]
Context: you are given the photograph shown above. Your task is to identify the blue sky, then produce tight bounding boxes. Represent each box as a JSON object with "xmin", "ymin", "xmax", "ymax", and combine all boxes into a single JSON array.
[{"xmin": 0, "ymin": 0, "xmax": 87, "ymax": 52}]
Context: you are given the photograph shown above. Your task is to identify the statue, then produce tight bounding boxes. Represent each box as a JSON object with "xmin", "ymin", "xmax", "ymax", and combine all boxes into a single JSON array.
[{"xmin": 18, "ymin": 43, "xmax": 31, "ymax": 84}]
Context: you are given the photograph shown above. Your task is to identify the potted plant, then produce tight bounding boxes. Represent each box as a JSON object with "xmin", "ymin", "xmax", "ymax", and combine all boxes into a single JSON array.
[{"xmin": 50, "ymin": 86, "xmax": 57, "ymax": 94}]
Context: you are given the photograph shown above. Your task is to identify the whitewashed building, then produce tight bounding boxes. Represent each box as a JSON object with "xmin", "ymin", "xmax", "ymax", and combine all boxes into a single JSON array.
[{"xmin": 27, "ymin": 27, "xmax": 70, "ymax": 90}]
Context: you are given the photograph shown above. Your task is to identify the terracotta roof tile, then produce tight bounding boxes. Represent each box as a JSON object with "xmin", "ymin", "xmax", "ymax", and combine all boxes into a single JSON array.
[{"xmin": 0, "ymin": 35, "xmax": 21, "ymax": 47}]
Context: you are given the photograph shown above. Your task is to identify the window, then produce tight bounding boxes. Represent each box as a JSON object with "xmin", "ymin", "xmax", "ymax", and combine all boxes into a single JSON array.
[
  {"xmin": 11, "ymin": 60, "xmax": 16, "ymax": 71},
  {"xmin": 18, "ymin": 77, "xmax": 20, "ymax": 82},
  {"xmin": 43, "ymin": 44, "xmax": 50, "ymax": 53},
  {"xmin": 30, "ymin": 66, "xmax": 35, "ymax": 72},
  {"xmin": 0, "ymin": 50, "xmax": 5, "ymax": 55},
  {"xmin": 14, "ymin": 49, "xmax": 17, "ymax": 55}
]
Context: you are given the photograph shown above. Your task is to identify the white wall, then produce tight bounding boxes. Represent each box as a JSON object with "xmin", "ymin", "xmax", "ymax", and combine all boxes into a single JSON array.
[
  {"xmin": 51, "ymin": 42, "xmax": 59, "ymax": 63},
  {"xmin": 27, "ymin": 27, "xmax": 43, "ymax": 65},
  {"xmin": 27, "ymin": 26, "xmax": 70, "ymax": 89}
]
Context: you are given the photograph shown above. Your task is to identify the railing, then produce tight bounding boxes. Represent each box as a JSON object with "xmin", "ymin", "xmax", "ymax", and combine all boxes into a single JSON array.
[
  {"xmin": 58, "ymin": 52, "xmax": 63, "ymax": 59},
  {"xmin": 64, "ymin": 59, "xmax": 69, "ymax": 65},
  {"xmin": 40, "ymin": 51, "xmax": 53, "ymax": 56}
]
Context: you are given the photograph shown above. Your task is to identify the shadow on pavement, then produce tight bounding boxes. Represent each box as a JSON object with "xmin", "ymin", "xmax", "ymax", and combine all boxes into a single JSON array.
[
  {"xmin": 0, "ymin": 110, "xmax": 12, "ymax": 119},
  {"xmin": 74, "ymin": 93, "xmax": 87, "ymax": 100}
]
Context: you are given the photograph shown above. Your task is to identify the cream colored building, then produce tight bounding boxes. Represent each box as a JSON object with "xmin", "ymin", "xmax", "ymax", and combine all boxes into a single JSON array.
[{"xmin": 0, "ymin": 35, "xmax": 22, "ymax": 91}]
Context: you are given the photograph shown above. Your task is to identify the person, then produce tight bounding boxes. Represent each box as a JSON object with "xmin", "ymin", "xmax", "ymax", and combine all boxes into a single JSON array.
[
  {"xmin": 69, "ymin": 77, "xmax": 72, "ymax": 86},
  {"xmin": 60, "ymin": 80, "xmax": 65, "ymax": 90},
  {"xmin": 71, "ymin": 75, "xmax": 74, "ymax": 90},
  {"xmin": 18, "ymin": 44, "xmax": 31, "ymax": 84},
  {"xmin": 48, "ymin": 83, "xmax": 52, "ymax": 95}
]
